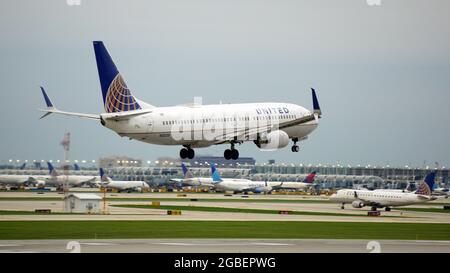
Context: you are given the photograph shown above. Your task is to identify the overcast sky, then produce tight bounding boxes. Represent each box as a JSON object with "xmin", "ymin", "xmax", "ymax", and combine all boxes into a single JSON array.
[{"xmin": 0, "ymin": 0, "xmax": 449, "ymax": 167}]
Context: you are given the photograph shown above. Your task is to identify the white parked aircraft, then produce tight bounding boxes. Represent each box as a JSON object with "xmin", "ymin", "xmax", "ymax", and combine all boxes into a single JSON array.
[
  {"xmin": 169, "ymin": 163, "xmax": 214, "ymax": 187},
  {"xmin": 0, "ymin": 174, "xmax": 36, "ymax": 187},
  {"xmin": 99, "ymin": 168, "xmax": 149, "ymax": 193},
  {"xmin": 272, "ymin": 171, "xmax": 317, "ymax": 191},
  {"xmin": 211, "ymin": 165, "xmax": 281, "ymax": 194},
  {"xmin": 329, "ymin": 172, "xmax": 437, "ymax": 211},
  {"xmin": 42, "ymin": 162, "xmax": 97, "ymax": 188},
  {"xmin": 39, "ymin": 41, "xmax": 321, "ymax": 160}
]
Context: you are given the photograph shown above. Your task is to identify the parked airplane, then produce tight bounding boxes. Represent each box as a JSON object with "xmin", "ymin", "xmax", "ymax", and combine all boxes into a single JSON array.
[
  {"xmin": 329, "ymin": 172, "xmax": 437, "ymax": 211},
  {"xmin": 210, "ymin": 165, "xmax": 281, "ymax": 194},
  {"xmin": 99, "ymin": 168, "xmax": 149, "ymax": 193},
  {"xmin": 272, "ymin": 171, "xmax": 317, "ymax": 191},
  {"xmin": 42, "ymin": 162, "xmax": 97, "ymax": 187},
  {"xmin": 169, "ymin": 163, "xmax": 214, "ymax": 187},
  {"xmin": 0, "ymin": 174, "xmax": 36, "ymax": 187},
  {"xmin": 39, "ymin": 41, "xmax": 322, "ymax": 160}
]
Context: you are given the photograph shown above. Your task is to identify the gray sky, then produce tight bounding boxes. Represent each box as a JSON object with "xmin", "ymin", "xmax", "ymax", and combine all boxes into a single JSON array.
[{"xmin": 0, "ymin": 0, "xmax": 449, "ymax": 167}]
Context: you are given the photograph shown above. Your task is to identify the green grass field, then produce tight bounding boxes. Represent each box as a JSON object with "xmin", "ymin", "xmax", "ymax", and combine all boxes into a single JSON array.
[
  {"xmin": 113, "ymin": 204, "xmax": 380, "ymax": 217},
  {"xmin": 0, "ymin": 221, "xmax": 449, "ymax": 240}
]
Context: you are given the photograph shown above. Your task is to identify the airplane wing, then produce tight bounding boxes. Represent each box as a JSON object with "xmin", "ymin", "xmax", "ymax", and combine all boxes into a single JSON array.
[{"xmin": 353, "ymin": 191, "xmax": 383, "ymax": 207}]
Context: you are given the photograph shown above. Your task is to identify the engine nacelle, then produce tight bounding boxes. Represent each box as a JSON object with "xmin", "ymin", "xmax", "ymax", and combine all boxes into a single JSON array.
[
  {"xmin": 35, "ymin": 180, "xmax": 46, "ymax": 189},
  {"xmin": 255, "ymin": 130, "xmax": 290, "ymax": 150},
  {"xmin": 351, "ymin": 200, "xmax": 365, "ymax": 208}
]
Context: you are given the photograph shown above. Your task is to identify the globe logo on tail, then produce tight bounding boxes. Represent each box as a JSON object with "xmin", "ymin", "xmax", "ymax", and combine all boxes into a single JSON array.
[{"xmin": 105, "ymin": 74, "xmax": 141, "ymax": 113}]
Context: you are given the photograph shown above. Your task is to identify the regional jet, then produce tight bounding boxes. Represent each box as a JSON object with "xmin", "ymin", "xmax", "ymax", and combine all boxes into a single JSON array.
[
  {"xmin": 330, "ymin": 172, "xmax": 437, "ymax": 211},
  {"xmin": 39, "ymin": 41, "xmax": 322, "ymax": 160}
]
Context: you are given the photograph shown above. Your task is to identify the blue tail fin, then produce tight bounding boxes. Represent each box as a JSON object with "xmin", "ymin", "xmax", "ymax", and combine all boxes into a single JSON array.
[
  {"xmin": 93, "ymin": 41, "xmax": 142, "ymax": 113},
  {"xmin": 73, "ymin": 163, "xmax": 80, "ymax": 171},
  {"xmin": 211, "ymin": 164, "xmax": 222, "ymax": 183},
  {"xmin": 415, "ymin": 172, "xmax": 436, "ymax": 196},
  {"xmin": 47, "ymin": 162, "xmax": 58, "ymax": 176},
  {"xmin": 19, "ymin": 163, "xmax": 26, "ymax": 170},
  {"xmin": 99, "ymin": 168, "xmax": 108, "ymax": 182},
  {"xmin": 181, "ymin": 163, "xmax": 193, "ymax": 179}
]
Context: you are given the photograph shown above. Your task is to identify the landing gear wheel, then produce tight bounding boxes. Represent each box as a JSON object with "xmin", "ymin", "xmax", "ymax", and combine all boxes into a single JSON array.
[
  {"xmin": 180, "ymin": 148, "xmax": 188, "ymax": 159},
  {"xmin": 385, "ymin": 207, "xmax": 391, "ymax": 212},
  {"xmin": 291, "ymin": 138, "xmax": 300, "ymax": 152},
  {"xmin": 231, "ymin": 149, "xmax": 239, "ymax": 160},
  {"xmin": 224, "ymin": 149, "xmax": 232, "ymax": 160},
  {"xmin": 341, "ymin": 204, "xmax": 345, "ymax": 210},
  {"xmin": 187, "ymin": 148, "xmax": 195, "ymax": 159}
]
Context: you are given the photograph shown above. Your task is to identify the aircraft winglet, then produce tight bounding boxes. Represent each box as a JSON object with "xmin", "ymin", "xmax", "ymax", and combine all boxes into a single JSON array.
[
  {"xmin": 311, "ymin": 88, "xmax": 322, "ymax": 118},
  {"xmin": 39, "ymin": 86, "xmax": 55, "ymax": 119}
]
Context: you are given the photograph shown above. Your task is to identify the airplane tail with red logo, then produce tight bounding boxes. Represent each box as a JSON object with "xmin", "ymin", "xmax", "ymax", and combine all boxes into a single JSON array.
[{"xmin": 303, "ymin": 171, "xmax": 317, "ymax": 183}]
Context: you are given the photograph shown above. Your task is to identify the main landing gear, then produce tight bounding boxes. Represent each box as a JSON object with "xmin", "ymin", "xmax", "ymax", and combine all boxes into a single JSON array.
[
  {"xmin": 224, "ymin": 143, "xmax": 239, "ymax": 160},
  {"xmin": 179, "ymin": 146, "xmax": 195, "ymax": 159},
  {"xmin": 291, "ymin": 138, "xmax": 299, "ymax": 152}
]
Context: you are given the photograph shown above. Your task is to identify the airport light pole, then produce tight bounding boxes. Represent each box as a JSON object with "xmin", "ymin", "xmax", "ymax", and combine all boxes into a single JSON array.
[{"xmin": 60, "ymin": 133, "xmax": 70, "ymax": 210}]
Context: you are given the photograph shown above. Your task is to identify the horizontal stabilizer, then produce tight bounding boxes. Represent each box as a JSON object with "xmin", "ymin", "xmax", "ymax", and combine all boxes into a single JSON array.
[{"xmin": 38, "ymin": 87, "xmax": 100, "ymax": 120}]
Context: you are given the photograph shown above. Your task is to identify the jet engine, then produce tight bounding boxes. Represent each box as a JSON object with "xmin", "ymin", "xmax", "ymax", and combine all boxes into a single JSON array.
[
  {"xmin": 35, "ymin": 180, "xmax": 46, "ymax": 189},
  {"xmin": 351, "ymin": 200, "xmax": 365, "ymax": 208},
  {"xmin": 254, "ymin": 130, "xmax": 290, "ymax": 150}
]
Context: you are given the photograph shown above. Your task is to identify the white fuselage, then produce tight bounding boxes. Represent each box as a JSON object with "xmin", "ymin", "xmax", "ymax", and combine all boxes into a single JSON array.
[
  {"xmin": 102, "ymin": 103, "xmax": 318, "ymax": 148},
  {"xmin": 0, "ymin": 175, "xmax": 33, "ymax": 185},
  {"xmin": 213, "ymin": 179, "xmax": 281, "ymax": 193},
  {"xmin": 274, "ymin": 182, "xmax": 312, "ymax": 190},
  {"xmin": 37, "ymin": 175, "xmax": 97, "ymax": 187},
  {"xmin": 171, "ymin": 177, "xmax": 214, "ymax": 187},
  {"xmin": 103, "ymin": 181, "xmax": 149, "ymax": 191},
  {"xmin": 330, "ymin": 189, "xmax": 433, "ymax": 208},
  {"xmin": 0, "ymin": 174, "xmax": 95, "ymax": 187}
]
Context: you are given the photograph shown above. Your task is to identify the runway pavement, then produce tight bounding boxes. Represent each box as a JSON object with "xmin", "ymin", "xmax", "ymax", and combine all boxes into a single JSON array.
[{"xmin": 0, "ymin": 238, "xmax": 449, "ymax": 253}]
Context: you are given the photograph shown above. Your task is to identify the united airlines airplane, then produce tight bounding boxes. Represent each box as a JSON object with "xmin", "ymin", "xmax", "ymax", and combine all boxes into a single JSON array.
[
  {"xmin": 39, "ymin": 41, "xmax": 322, "ymax": 160},
  {"xmin": 330, "ymin": 172, "xmax": 437, "ymax": 211}
]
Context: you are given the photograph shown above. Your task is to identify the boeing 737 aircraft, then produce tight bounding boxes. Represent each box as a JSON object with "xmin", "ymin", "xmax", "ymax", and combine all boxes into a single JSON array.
[
  {"xmin": 99, "ymin": 168, "xmax": 149, "ymax": 192},
  {"xmin": 39, "ymin": 41, "xmax": 322, "ymax": 160},
  {"xmin": 330, "ymin": 172, "xmax": 437, "ymax": 211}
]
